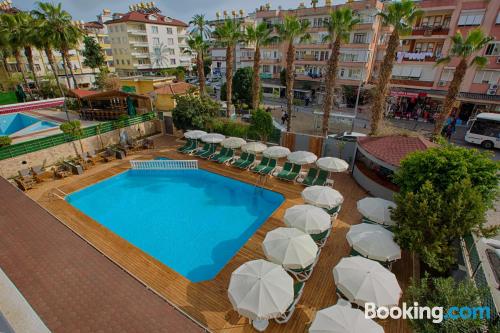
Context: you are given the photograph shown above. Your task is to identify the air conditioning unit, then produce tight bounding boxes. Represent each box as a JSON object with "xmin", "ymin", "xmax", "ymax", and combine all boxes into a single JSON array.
[
  {"xmin": 489, "ymin": 83, "xmax": 498, "ymax": 90},
  {"xmin": 438, "ymin": 80, "xmax": 446, "ymax": 87},
  {"xmin": 487, "ymin": 84, "xmax": 498, "ymax": 95},
  {"xmin": 496, "ymin": 57, "xmax": 500, "ymax": 64}
]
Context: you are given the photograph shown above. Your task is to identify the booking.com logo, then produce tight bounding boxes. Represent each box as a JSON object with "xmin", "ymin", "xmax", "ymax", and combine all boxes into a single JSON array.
[{"xmin": 365, "ymin": 302, "xmax": 491, "ymax": 323}]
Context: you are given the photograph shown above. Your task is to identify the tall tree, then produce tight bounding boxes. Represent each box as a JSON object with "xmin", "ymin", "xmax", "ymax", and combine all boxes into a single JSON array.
[
  {"xmin": 275, "ymin": 15, "xmax": 311, "ymax": 132},
  {"xmin": 22, "ymin": 12, "xmax": 43, "ymax": 93},
  {"xmin": 370, "ymin": 0, "xmax": 422, "ymax": 135},
  {"xmin": 433, "ymin": 29, "xmax": 493, "ymax": 139},
  {"xmin": 0, "ymin": 13, "xmax": 34, "ymax": 98},
  {"xmin": 0, "ymin": 30, "xmax": 11, "ymax": 78},
  {"xmin": 189, "ymin": 14, "xmax": 211, "ymax": 41},
  {"xmin": 321, "ymin": 8, "xmax": 359, "ymax": 136},
  {"xmin": 245, "ymin": 22, "xmax": 273, "ymax": 110},
  {"xmin": 82, "ymin": 35, "xmax": 105, "ymax": 86},
  {"xmin": 213, "ymin": 19, "xmax": 242, "ymax": 117},
  {"xmin": 186, "ymin": 34, "xmax": 208, "ymax": 96}
]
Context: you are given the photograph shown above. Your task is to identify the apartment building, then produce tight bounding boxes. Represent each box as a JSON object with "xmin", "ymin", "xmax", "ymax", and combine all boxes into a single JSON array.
[
  {"xmin": 386, "ymin": 0, "xmax": 500, "ymax": 123},
  {"xmin": 105, "ymin": 2, "xmax": 190, "ymax": 77}
]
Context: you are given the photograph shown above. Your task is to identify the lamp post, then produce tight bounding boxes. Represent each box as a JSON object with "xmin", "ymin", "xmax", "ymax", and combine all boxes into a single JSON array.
[{"xmin": 350, "ymin": 70, "xmax": 364, "ymax": 133}]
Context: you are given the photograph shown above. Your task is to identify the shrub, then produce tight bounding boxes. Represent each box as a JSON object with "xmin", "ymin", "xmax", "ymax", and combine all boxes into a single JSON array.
[
  {"xmin": 249, "ymin": 108, "xmax": 274, "ymax": 142},
  {"xmin": 206, "ymin": 117, "xmax": 249, "ymax": 138},
  {"xmin": 0, "ymin": 136, "xmax": 12, "ymax": 147},
  {"xmin": 172, "ymin": 93, "xmax": 219, "ymax": 131}
]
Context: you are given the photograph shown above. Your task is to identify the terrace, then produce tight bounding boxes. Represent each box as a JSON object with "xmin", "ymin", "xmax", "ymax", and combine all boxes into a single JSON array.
[{"xmin": 2, "ymin": 135, "xmax": 416, "ymax": 333}]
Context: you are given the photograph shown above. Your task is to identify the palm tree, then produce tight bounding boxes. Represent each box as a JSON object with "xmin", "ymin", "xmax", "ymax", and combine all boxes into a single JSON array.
[
  {"xmin": 32, "ymin": 2, "xmax": 82, "ymax": 90},
  {"xmin": 245, "ymin": 22, "xmax": 274, "ymax": 110},
  {"xmin": 275, "ymin": 15, "xmax": 311, "ymax": 132},
  {"xmin": 213, "ymin": 19, "xmax": 242, "ymax": 116},
  {"xmin": 0, "ymin": 13, "xmax": 34, "ymax": 99},
  {"xmin": 433, "ymin": 29, "xmax": 493, "ymax": 139},
  {"xmin": 0, "ymin": 33, "xmax": 11, "ymax": 78},
  {"xmin": 21, "ymin": 13, "xmax": 43, "ymax": 93},
  {"xmin": 186, "ymin": 34, "xmax": 208, "ymax": 96},
  {"xmin": 370, "ymin": 0, "xmax": 423, "ymax": 135},
  {"xmin": 189, "ymin": 14, "xmax": 211, "ymax": 41},
  {"xmin": 321, "ymin": 8, "xmax": 360, "ymax": 136}
]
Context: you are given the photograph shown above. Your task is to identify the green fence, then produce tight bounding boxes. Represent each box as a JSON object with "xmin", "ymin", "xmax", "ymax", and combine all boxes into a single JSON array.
[
  {"xmin": 0, "ymin": 91, "xmax": 17, "ymax": 105},
  {"xmin": 0, "ymin": 112, "xmax": 156, "ymax": 161}
]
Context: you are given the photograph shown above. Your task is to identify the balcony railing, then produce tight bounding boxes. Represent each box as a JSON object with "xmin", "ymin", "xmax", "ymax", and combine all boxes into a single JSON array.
[
  {"xmin": 390, "ymin": 79, "xmax": 434, "ymax": 87},
  {"xmin": 411, "ymin": 26, "xmax": 450, "ymax": 36},
  {"xmin": 128, "ymin": 29, "xmax": 148, "ymax": 35},
  {"xmin": 133, "ymin": 63, "xmax": 152, "ymax": 69},
  {"xmin": 130, "ymin": 41, "xmax": 149, "ymax": 47},
  {"xmin": 131, "ymin": 52, "xmax": 149, "ymax": 58}
]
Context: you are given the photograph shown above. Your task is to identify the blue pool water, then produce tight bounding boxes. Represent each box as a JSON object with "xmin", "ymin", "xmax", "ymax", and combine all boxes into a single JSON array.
[
  {"xmin": 66, "ymin": 169, "xmax": 284, "ymax": 282},
  {"xmin": 0, "ymin": 113, "xmax": 56, "ymax": 136}
]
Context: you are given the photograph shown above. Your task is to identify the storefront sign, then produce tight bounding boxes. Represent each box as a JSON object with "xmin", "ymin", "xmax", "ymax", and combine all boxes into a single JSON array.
[{"xmin": 390, "ymin": 91, "xmax": 420, "ymax": 98}]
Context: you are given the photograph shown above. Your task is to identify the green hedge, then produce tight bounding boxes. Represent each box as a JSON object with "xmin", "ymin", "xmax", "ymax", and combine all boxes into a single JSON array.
[
  {"xmin": 0, "ymin": 92, "xmax": 17, "ymax": 105},
  {"xmin": 206, "ymin": 117, "xmax": 281, "ymax": 144},
  {"xmin": 0, "ymin": 112, "xmax": 156, "ymax": 160}
]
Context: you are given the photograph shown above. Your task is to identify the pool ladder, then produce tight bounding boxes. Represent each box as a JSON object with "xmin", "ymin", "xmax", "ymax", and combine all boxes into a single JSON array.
[{"xmin": 48, "ymin": 188, "xmax": 68, "ymax": 201}]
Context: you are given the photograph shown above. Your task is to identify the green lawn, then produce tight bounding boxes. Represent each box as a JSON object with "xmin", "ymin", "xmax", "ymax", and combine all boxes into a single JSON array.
[{"xmin": 0, "ymin": 92, "xmax": 17, "ymax": 105}]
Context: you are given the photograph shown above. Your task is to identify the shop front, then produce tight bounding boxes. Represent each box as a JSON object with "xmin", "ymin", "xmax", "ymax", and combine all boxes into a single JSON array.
[{"xmin": 388, "ymin": 90, "xmax": 443, "ymax": 122}]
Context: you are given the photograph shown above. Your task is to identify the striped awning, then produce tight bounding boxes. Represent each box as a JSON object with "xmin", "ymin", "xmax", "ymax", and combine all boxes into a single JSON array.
[{"xmin": 0, "ymin": 98, "xmax": 65, "ymax": 115}]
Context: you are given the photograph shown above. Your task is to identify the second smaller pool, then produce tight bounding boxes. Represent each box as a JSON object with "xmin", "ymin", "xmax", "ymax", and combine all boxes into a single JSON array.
[{"xmin": 0, "ymin": 113, "xmax": 57, "ymax": 136}]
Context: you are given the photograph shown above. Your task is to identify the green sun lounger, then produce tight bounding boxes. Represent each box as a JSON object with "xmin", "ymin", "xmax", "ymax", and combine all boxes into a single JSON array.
[
  {"xmin": 199, "ymin": 144, "xmax": 217, "ymax": 158},
  {"xmin": 325, "ymin": 204, "xmax": 341, "ymax": 216},
  {"xmin": 259, "ymin": 159, "xmax": 277, "ymax": 175},
  {"xmin": 218, "ymin": 148, "xmax": 234, "ymax": 163},
  {"xmin": 183, "ymin": 140, "xmax": 199, "ymax": 154},
  {"xmin": 232, "ymin": 152, "xmax": 249, "ymax": 168},
  {"xmin": 210, "ymin": 147, "xmax": 228, "ymax": 161},
  {"xmin": 238, "ymin": 153, "xmax": 255, "ymax": 169},
  {"xmin": 283, "ymin": 164, "xmax": 301, "ymax": 181},
  {"xmin": 276, "ymin": 162, "xmax": 293, "ymax": 179},
  {"xmin": 251, "ymin": 156, "xmax": 270, "ymax": 173},
  {"xmin": 177, "ymin": 139, "xmax": 192, "ymax": 152},
  {"xmin": 312, "ymin": 169, "xmax": 329, "ymax": 186},
  {"xmin": 194, "ymin": 143, "xmax": 210, "ymax": 156},
  {"xmin": 302, "ymin": 168, "xmax": 319, "ymax": 186},
  {"xmin": 311, "ymin": 228, "xmax": 331, "ymax": 248},
  {"xmin": 274, "ymin": 281, "xmax": 305, "ymax": 324}
]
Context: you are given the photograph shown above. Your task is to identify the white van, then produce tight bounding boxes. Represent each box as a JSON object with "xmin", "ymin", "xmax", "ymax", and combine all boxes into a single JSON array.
[{"xmin": 464, "ymin": 113, "xmax": 500, "ymax": 149}]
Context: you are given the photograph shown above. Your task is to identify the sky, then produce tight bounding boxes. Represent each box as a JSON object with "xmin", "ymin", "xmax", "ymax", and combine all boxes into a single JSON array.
[{"xmin": 13, "ymin": 0, "xmax": 343, "ymax": 23}]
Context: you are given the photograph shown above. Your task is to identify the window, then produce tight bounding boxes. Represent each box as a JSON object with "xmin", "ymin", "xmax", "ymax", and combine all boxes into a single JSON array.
[
  {"xmin": 168, "ymin": 48, "xmax": 175, "ymax": 55},
  {"xmin": 120, "ymin": 25, "xmax": 125, "ymax": 32},
  {"xmin": 121, "ymin": 60, "xmax": 125, "ymax": 65},
  {"xmin": 262, "ymin": 65, "xmax": 271, "ymax": 73},
  {"xmin": 152, "ymin": 26, "xmax": 158, "ymax": 33},
  {"xmin": 338, "ymin": 68, "xmax": 362, "ymax": 79},
  {"xmin": 496, "ymin": 12, "xmax": 500, "ymax": 24},
  {"xmin": 34, "ymin": 64, "xmax": 41, "ymax": 72},
  {"xmin": 485, "ymin": 43, "xmax": 500, "ymax": 56},
  {"xmin": 440, "ymin": 69, "xmax": 454, "ymax": 82},
  {"xmin": 470, "ymin": 119, "xmax": 500, "ymax": 137},
  {"xmin": 392, "ymin": 66, "xmax": 422, "ymax": 79},
  {"xmin": 153, "ymin": 47, "xmax": 161, "ymax": 55},
  {"xmin": 170, "ymin": 59, "xmax": 176, "ymax": 65},
  {"xmin": 166, "ymin": 27, "xmax": 173, "ymax": 34},
  {"xmin": 473, "ymin": 70, "xmax": 500, "ymax": 84},
  {"xmin": 153, "ymin": 37, "xmax": 160, "ymax": 45},
  {"xmin": 352, "ymin": 33, "xmax": 367, "ymax": 44},
  {"xmin": 167, "ymin": 38, "xmax": 174, "ymax": 45},
  {"xmin": 458, "ymin": 11, "xmax": 484, "ymax": 26},
  {"xmin": 127, "ymin": 60, "xmax": 130, "ymax": 65}
]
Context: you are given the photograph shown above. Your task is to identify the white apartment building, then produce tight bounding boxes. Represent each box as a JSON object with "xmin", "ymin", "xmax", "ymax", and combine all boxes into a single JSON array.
[{"xmin": 105, "ymin": 5, "xmax": 191, "ymax": 76}]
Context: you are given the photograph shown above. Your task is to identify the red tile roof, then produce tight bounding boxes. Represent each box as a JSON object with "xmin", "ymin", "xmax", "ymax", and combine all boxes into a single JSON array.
[
  {"xmin": 105, "ymin": 11, "xmax": 188, "ymax": 27},
  {"xmin": 155, "ymin": 82, "xmax": 195, "ymax": 95},
  {"xmin": 358, "ymin": 135, "xmax": 437, "ymax": 167},
  {"xmin": 68, "ymin": 89, "xmax": 100, "ymax": 99}
]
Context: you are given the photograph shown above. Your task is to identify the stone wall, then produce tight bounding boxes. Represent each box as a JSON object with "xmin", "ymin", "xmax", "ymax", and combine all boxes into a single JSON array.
[{"xmin": 0, "ymin": 120, "xmax": 161, "ymax": 179}]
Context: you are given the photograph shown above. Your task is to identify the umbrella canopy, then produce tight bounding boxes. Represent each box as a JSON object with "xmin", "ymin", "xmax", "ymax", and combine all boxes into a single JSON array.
[
  {"xmin": 263, "ymin": 227, "xmax": 319, "ymax": 269},
  {"xmin": 284, "ymin": 204, "xmax": 331, "ymax": 234},
  {"xmin": 302, "ymin": 186, "xmax": 344, "ymax": 209},
  {"xmin": 242, "ymin": 142, "xmax": 267, "ymax": 154},
  {"xmin": 263, "ymin": 146, "xmax": 291, "ymax": 159},
  {"xmin": 333, "ymin": 256, "xmax": 402, "ymax": 308},
  {"xmin": 309, "ymin": 302, "xmax": 384, "ymax": 333},
  {"xmin": 222, "ymin": 137, "xmax": 247, "ymax": 149},
  {"xmin": 201, "ymin": 133, "xmax": 225, "ymax": 143},
  {"xmin": 347, "ymin": 223, "xmax": 401, "ymax": 262},
  {"xmin": 357, "ymin": 197, "xmax": 396, "ymax": 226},
  {"xmin": 316, "ymin": 157, "xmax": 349, "ymax": 172},
  {"xmin": 184, "ymin": 130, "xmax": 207, "ymax": 139},
  {"xmin": 287, "ymin": 151, "xmax": 317, "ymax": 165},
  {"xmin": 228, "ymin": 259, "xmax": 294, "ymax": 320}
]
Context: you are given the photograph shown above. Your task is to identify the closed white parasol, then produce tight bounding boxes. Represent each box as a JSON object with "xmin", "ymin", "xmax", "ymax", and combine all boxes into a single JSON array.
[
  {"xmin": 242, "ymin": 142, "xmax": 268, "ymax": 154},
  {"xmin": 184, "ymin": 130, "xmax": 207, "ymax": 139},
  {"xmin": 347, "ymin": 223, "xmax": 401, "ymax": 262},
  {"xmin": 302, "ymin": 186, "xmax": 344, "ymax": 209},
  {"xmin": 316, "ymin": 157, "xmax": 349, "ymax": 172},
  {"xmin": 357, "ymin": 197, "xmax": 396, "ymax": 226},
  {"xmin": 284, "ymin": 204, "xmax": 331, "ymax": 234},
  {"xmin": 287, "ymin": 151, "xmax": 318, "ymax": 165},
  {"xmin": 221, "ymin": 137, "xmax": 247, "ymax": 148},
  {"xmin": 263, "ymin": 146, "xmax": 291, "ymax": 159},
  {"xmin": 201, "ymin": 133, "xmax": 225, "ymax": 143}
]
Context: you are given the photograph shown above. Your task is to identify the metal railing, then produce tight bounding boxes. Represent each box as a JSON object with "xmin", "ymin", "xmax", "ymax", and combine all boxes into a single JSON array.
[{"xmin": 130, "ymin": 160, "xmax": 198, "ymax": 170}]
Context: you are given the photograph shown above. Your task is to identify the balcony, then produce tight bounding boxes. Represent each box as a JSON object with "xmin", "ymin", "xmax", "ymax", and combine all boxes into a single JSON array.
[
  {"xmin": 261, "ymin": 58, "xmax": 281, "ymax": 64},
  {"xmin": 390, "ymin": 79, "xmax": 433, "ymax": 87},
  {"xmin": 396, "ymin": 51, "xmax": 439, "ymax": 63},
  {"xmin": 131, "ymin": 52, "xmax": 149, "ymax": 58},
  {"xmin": 239, "ymin": 56, "xmax": 254, "ymax": 61},
  {"xmin": 133, "ymin": 63, "xmax": 152, "ymax": 69},
  {"xmin": 411, "ymin": 26, "xmax": 449, "ymax": 37},
  {"xmin": 128, "ymin": 29, "xmax": 147, "ymax": 36},
  {"xmin": 130, "ymin": 41, "xmax": 149, "ymax": 47}
]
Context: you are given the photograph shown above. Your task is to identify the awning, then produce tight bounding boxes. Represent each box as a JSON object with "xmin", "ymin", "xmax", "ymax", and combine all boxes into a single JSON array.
[
  {"xmin": 390, "ymin": 91, "xmax": 426, "ymax": 98},
  {"xmin": 0, "ymin": 98, "xmax": 65, "ymax": 115}
]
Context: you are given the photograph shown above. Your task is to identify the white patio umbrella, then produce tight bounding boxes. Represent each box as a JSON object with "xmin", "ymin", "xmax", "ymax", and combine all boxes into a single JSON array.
[
  {"xmin": 284, "ymin": 204, "xmax": 331, "ymax": 234},
  {"xmin": 242, "ymin": 142, "xmax": 267, "ymax": 154},
  {"xmin": 357, "ymin": 197, "xmax": 396, "ymax": 226},
  {"xmin": 184, "ymin": 130, "xmax": 206, "ymax": 139},
  {"xmin": 347, "ymin": 223, "xmax": 401, "ymax": 262},
  {"xmin": 201, "ymin": 133, "xmax": 225, "ymax": 143},
  {"xmin": 228, "ymin": 259, "xmax": 294, "ymax": 320},
  {"xmin": 263, "ymin": 227, "xmax": 319, "ymax": 269},
  {"xmin": 316, "ymin": 157, "xmax": 349, "ymax": 172},
  {"xmin": 263, "ymin": 146, "xmax": 291, "ymax": 159},
  {"xmin": 287, "ymin": 151, "xmax": 317, "ymax": 165},
  {"xmin": 221, "ymin": 137, "xmax": 247, "ymax": 149},
  {"xmin": 302, "ymin": 186, "xmax": 344, "ymax": 209},
  {"xmin": 333, "ymin": 256, "xmax": 402, "ymax": 308},
  {"xmin": 309, "ymin": 302, "xmax": 384, "ymax": 333}
]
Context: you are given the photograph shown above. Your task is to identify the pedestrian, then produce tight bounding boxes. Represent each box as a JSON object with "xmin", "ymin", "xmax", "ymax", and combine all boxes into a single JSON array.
[
  {"xmin": 445, "ymin": 124, "xmax": 453, "ymax": 141},
  {"xmin": 281, "ymin": 109, "xmax": 286, "ymax": 125}
]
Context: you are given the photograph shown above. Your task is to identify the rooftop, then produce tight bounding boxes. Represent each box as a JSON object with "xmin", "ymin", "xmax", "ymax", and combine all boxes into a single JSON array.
[
  {"xmin": 154, "ymin": 82, "xmax": 195, "ymax": 95},
  {"xmin": 358, "ymin": 135, "xmax": 437, "ymax": 167},
  {"xmin": 104, "ymin": 11, "xmax": 188, "ymax": 27}
]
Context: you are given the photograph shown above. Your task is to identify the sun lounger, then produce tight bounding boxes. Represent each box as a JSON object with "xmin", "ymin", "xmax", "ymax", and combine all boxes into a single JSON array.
[
  {"xmin": 274, "ymin": 282, "xmax": 305, "ymax": 324},
  {"xmin": 280, "ymin": 164, "xmax": 301, "ymax": 181},
  {"xmin": 100, "ymin": 147, "xmax": 117, "ymax": 162},
  {"xmin": 312, "ymin": 169, "xmax": 329, "ymax": 186},
  {"xmin": 310, "ymin": 228, "xmax": 331, "ymax": 248},
  {"xmin": 300, "ymin": 168, "xmax": 319, "ymax": 186},
  {"xmin": 210, "ymin": 147, "xmax": 228, "ymax": 161},
  {"xmin": 15, "ymin": 169, "xmax": 36, "ymax": 191},
  {"xmin": 286, "ymin": 249, "xmax": 322, "ymax": 282},
  {"xmin": 259, "ymin": 158, "xmax": 277, "ymax": 175},
  {"xmin": 86, "ymin": 150, "xmax": 100, "ymax": 164},
  {"xmin": 251, "ymin": 156, "xmax": 270, "ymax": 173},
  {"xmin": 53, "ymin": 164, "xmax": 72, "ymax": 179},
  {"xmin": 31, "ymin": 165, "xmax": 51, "ymax": 182},
  {"xmin": 64, "ymin": 160, "xmax": 84, "ymax": 175},
  {"xmin": 237, "ymin": 153, "xmax": 255, "ymax": 169},
  {"xmin": 142, "ymin": 138, "xmax": 154, "ymax": 149},
  {"xmin": 232, "ymin": 152, "xmax": 249, "ymax": 168},
  {"xmin": 178, "ymin": 139, "xmax": 193, "ymax": 152},
  {"xmin": 218, "ymin": 148, "xmax": 234, "ymax": 164},
  {"xmin": 194, "ymin": 143, "xmax": 210, "ymax": 156},
  {"xmin": 199, "ymin": 144, "xmax": 217, "ymax": 159},
  {"xmin": 276, "ymin": 162, "xmax": 293, "ymax": 180},
  {"xmin": 325, "ymin": 204, "xmax": 342, "ymax": 217}
]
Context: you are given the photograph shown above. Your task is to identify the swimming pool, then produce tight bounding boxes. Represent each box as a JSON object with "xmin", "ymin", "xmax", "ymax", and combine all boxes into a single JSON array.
[
  {"xmin": 66, "ymin": 169, "xmax": 284, "ymax": 282},
  {"xmin": 0, "ymin": 113, "xmax": 57, "ymax": 136}
]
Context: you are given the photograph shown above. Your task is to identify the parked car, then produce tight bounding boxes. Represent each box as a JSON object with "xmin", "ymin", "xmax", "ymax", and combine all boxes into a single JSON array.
[{"xmin": 328, "ymin": 131, "xmax": 367, "ymax": 142}]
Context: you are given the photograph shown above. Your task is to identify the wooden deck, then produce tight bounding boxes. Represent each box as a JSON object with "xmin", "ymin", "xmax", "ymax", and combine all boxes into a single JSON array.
[{"xmin": 33, "ymin": 136, "xmax": 414, "ymax": 333}]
